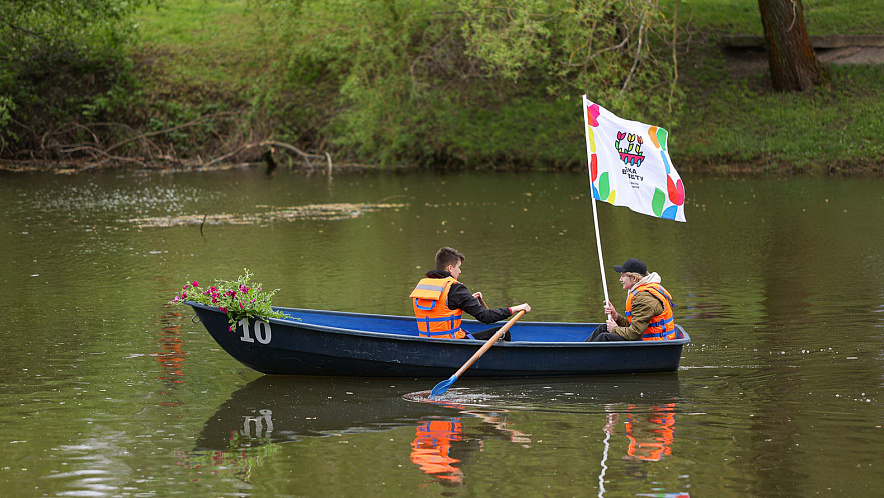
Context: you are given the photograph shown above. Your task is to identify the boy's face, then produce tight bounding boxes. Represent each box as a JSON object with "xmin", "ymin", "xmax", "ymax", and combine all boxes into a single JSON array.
[{"xmin": 447, "ymin": 260, "xmax": 462, "ymax": 279}]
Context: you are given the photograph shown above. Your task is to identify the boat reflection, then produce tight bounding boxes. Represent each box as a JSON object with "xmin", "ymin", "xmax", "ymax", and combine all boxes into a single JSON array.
[
  {"xmin": 192, "ymin": 376, "xmax": 451, "ymax": 452},
  {"xmin": 184, "ymin": 375, "xmax": 683, "ymax": 487},
  {"xmin": 182, "ymin": 376, "xmax": 450, "ymax": 481}
]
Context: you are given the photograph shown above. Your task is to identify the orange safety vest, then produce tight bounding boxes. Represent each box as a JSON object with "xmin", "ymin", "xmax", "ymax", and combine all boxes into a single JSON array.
[
  {"xmin": 625, "ymin": 403, "xmax": 676, "ymax": 461},
  {"xmin": 625, "ymin": 282, "xmax": 676, "ymax": 341},
  {"xmin": 409, "ymin": 277, "xmax": 465, "ymax": 339},
  {"xmin": 410, "ymin": 420, "xmax": 464, "ymax": 482}
]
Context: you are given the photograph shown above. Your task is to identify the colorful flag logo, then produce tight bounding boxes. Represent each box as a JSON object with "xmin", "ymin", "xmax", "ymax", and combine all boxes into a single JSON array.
[{"xmin": 583, "ymin": 96, "xmax": 686, "ymax": 222}]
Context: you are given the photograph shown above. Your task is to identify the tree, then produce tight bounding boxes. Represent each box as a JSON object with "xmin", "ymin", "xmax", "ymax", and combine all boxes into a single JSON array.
[{"xmin": 757, "ymin": 0, "xmax": 828, "ymax": 91}]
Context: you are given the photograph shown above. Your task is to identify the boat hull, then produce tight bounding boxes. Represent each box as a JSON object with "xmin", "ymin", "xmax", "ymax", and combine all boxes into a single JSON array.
[{"xmin": 188, "ymin": 302, "xmax": 690, "ymax": 377}]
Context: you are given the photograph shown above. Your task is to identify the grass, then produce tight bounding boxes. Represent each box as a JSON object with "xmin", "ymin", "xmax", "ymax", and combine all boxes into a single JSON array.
[
  {"xmin": 661, "ymin": 0, "xmax": 884, "ymax": 171},
  {"xmin": 134, "ymin": 0, "xmax": 272, "ymax": 89},
  {"xmin": 660, "ymin": 0, "xmax": 884, "ymax": 35},
  {"xmin": 801, "ymin": 0, "xmax": 884, "ymax": 35},
  {"xmin": 675, "ymin": 65, "xmax": 884, "ymax": 170}
]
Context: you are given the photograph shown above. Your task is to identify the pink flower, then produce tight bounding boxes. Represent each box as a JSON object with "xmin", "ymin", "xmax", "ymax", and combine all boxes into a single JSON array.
[
  {"xmin": 172, "ymin": 295, "xmax": 180, "ymax": 303},
  {"xmin": 228, "ymin": 326, "xmax": 233, "ymax": 332},
  {"xmin": 219, "ymin": 307, "xmax": 228, "ymax": 313},
  {"xmin": 240, "ymin": 285, "xmax": 249, "ymax": 293},
  {"xmin": 192, "ymin": 281, "xmax": 199, "ymax": 287},
  {"xmin": 182, "ymin": 284, "xmax": 189, "ymax": 290},
  {"xmin": 181, "ymin": 291, "xmax": 187, "ymax": 298}
]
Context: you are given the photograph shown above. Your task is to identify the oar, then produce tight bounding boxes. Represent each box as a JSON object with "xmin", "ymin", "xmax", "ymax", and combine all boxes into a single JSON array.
[{"xmin": 430, "ymin": 310, "xmax": 526, "ymax": 398}]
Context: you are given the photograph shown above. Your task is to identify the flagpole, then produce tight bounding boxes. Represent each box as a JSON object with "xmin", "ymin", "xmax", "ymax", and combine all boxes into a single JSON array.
[
  {"xmin": 582, "ymin": 95, "xmax": 611, "ymax": 316},
  {"xmin": 591, "ymin": 196, "xmax": 611, "ymax": 310}
]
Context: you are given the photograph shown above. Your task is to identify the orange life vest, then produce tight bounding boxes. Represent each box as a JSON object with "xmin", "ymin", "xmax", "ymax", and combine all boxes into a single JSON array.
[
  {"xmin": 409, "ymin": 277, "xmax": 465, "ymax": 339},
  {"xmin": 625, "ymin": 403, "xmax": 676, "ymax": 461},
  {"xmin": 410, "ymin": 420, "xmax": 463, "ymax": 482},
  {"xmin": 625, "ymin": 282, "xmax": 676, "ymax": 341}
]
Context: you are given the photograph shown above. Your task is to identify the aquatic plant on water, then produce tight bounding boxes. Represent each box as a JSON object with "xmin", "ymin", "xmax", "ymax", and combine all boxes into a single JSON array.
[{"xmin": 171, "ymin": 269, "xmax": 285, "ymax": 330}]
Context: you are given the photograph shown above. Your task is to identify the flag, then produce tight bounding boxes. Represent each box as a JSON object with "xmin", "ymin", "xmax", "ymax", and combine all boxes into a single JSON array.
[{"xmin": 582, "ymin": 96, "xmax": 686, "ymax": 222}]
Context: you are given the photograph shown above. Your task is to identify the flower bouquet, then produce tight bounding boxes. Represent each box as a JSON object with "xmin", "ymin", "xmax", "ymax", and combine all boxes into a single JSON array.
[{"xmin": 171, "ymin": 268, "xmax": 286, "ymax": 331}]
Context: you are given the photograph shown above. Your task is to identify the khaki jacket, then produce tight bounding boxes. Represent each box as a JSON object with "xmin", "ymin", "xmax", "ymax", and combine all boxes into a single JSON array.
[{"xmin": 610, "ymin": 273, "xmax": 667, "ymax": 340}]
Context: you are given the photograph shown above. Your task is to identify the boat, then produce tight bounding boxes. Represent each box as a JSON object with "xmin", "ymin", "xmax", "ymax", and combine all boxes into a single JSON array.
[{"xmin": 186, "ymin": 301, "xmax": 690, "ymax": 377}]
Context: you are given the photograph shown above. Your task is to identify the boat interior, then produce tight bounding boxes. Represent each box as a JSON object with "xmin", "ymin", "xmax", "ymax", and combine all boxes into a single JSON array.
[{"xmin": 275, "ymin": 307, "xmax": 687, "ymax": 343}]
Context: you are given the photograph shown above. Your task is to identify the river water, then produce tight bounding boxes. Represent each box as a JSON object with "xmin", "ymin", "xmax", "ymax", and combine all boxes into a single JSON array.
[{"xmin": 1, "ymin": 168, "xmax": 882, "ymax": 496}]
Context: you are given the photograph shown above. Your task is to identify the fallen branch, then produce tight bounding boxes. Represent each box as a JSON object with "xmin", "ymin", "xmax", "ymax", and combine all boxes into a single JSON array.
[
  {"xmin": 58, "ymin": 144, "xmax": 149, "ymax": 168},
  {"xmin": 104, "ymin": 111, "xmax": 241, "ymax": 155},
  {"xmin": 202, "ymin": 139, "xmax": 332, "ymax": 172},
  {"xmin": 4, "ymin": 110, "xmax": 334, "ymax": 173}
]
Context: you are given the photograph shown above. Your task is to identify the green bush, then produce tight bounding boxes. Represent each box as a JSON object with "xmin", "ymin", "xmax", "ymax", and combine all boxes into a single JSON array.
[
  {"xmin": 0, "ymin": 0, "xmax": 159, "ymax": 154},
  {"xmin": 254, "ymin": 0, "xmax": 681, "ymax": 166}
]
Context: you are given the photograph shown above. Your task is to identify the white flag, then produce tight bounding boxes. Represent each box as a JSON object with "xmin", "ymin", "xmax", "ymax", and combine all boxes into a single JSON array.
[{"xmin": 582, "ymin": 96, "xmax": 686, "ymax": 222}]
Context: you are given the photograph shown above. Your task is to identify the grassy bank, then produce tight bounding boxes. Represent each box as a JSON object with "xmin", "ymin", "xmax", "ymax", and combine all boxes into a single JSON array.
[
  {"xmin": 129, "ymin": 0, "xmax": 883, "ymax": 173},
  {"xmin": 3, "ymin": 0, "xmax": 881, "ymax": 173},
  {"xmin": 676, "ymin": 62, "xmax": 884, "ymax": 172}
]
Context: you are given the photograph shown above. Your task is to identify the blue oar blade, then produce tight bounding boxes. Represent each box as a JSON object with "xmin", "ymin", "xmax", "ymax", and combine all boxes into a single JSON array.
[{"xmin": 430, "ymin": 374, "xmax": 458, "ymax": 398}]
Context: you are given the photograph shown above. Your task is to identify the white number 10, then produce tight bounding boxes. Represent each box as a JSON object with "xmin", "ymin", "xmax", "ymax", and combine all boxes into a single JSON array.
[{"xmin": 238, "ymin": 318, "xmax": 272, "ymax": 344}]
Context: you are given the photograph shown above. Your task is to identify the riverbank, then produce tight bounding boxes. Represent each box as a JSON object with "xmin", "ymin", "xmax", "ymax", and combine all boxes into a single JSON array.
[{"xmin": 1, "ymin": 0, "xmax": 882, "ymax": 175}]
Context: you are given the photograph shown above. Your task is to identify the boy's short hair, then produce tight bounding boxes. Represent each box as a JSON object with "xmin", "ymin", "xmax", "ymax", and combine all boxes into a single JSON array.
[{"xmin": 435, "ymin": 246, "xmax": 465, "ymax": 270}]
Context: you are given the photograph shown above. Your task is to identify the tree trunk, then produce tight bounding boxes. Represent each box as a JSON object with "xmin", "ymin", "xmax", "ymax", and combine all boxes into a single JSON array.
[{"xmin": 757, "ymin": 0, "xmax": 828, "ymax": 91}]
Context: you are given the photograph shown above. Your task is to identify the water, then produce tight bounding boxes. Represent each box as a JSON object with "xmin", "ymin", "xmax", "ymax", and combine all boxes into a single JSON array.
[{"xmin": 1, "ymin": 168, "xmax": 882, "ymax": 496}]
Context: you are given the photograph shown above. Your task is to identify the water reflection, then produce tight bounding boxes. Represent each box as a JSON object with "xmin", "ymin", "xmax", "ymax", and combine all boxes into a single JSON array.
[
  {"xmin": 599, "ymin": 398, "xmax": 681, "ymax": 496},
  {"xmin": 617, "ymin": 402, "xmax": 677, "ymax": 462},
  {"xmin": 185, "ymin": 374, "xmax": 689, "ymax": 494},
  {"xmin": 156, "ymin": 310, "xmax": 187, "ymax": 407},
  {"xmin": 409, "ymin": 409, "xmax": 532, "ymax": 486},
  {"xmin": 418, "ymin": 377, "xmax": 685, "ymax": 495},
  {"xmin": 410, "ymin": 418, "xmax": 465, "ymax": 484},
  {"xmin": 597, "ymin": 403, "xmax": 679, "ymax": 494}
]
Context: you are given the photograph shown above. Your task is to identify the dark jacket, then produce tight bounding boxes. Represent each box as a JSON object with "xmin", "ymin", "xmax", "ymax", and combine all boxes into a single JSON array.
[{"xmin": 425, "ymin": 270, "xmax": 513, "ymax": 324}]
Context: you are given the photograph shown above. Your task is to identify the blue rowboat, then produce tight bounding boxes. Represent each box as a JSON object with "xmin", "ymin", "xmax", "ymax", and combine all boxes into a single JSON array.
[{"xmin": 186, "ymin": 302, "xmax": 690, "ymax": 377}]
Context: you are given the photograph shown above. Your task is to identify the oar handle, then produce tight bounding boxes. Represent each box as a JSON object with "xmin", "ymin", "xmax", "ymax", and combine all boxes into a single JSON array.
[{"xmin": 452, "ymin": 310, "xmax": 525, "ymax": 379}]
